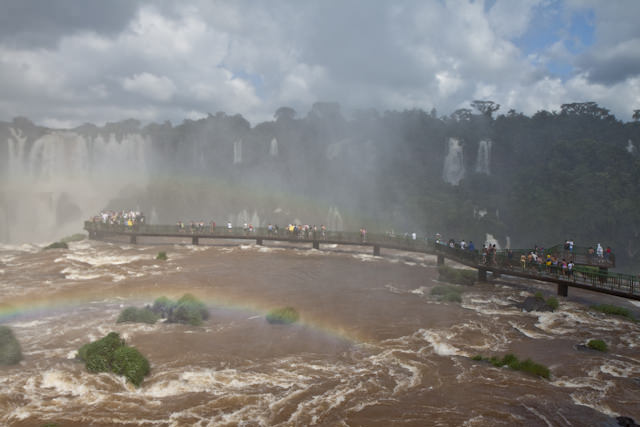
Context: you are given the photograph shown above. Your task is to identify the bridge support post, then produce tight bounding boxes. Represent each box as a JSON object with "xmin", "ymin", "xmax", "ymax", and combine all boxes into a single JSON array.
[
  {"xmin": 478, "ymin": 268, "xmax": 487, "ymax": 282},
  {"xmin": 557, "ymin": 282, "xmax": 568, "ymax": 297},
  {"xmin": 437, "ymin": 254, "xmax": 445, "ymax": 266},
  {"xmin": 130, "ymin": 235, "xmax": 137, "ymax": 244},
  {"xmin": 192, "ymin": 236, "xmax": 199, "ymax": 245},
  {"xmin": 373, "ymin": 245, "xmax": 380, "ymax": 256},
  {"xmin": 257, "ymin": 238, "xmax": 263, "ymax": 246},
  {"xmin": 313, "ymin": 241, "xmax": 320, "ymax": 250}
]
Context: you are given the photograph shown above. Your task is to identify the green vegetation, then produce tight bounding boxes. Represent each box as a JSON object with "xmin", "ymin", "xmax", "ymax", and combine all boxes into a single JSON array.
[
  {"xmin": 77, "ymin": 332, "xmax": 150, "ymax": 386},
  {"xmin": 60, "ymin": 233, "xmax": 86, "ymax": 243},
  {"xmin": 587, "ymin": 339, "xmax": 608, "ymax": 352},
  {"xmin": 156, "ymin": 251, "xmax": 168, "ymax": 261},
  {"xmin": 472, "ymin": 353, "xmax": 550, "ymax": 379},
  {"xmin": 546, "ymin": 296, "xmax": 559, "ymax": 311},
  {"xmin": 150, "ymin": 294, "xmax": 209, "ymax": 326},
  {"xmin": 43, "ymin": 241, "xmax": 68, "ymax": 250},
  {"xmin": 117, "ymin": 307, "xmax": 159, "ymax": 324},
  {"xmin": 152, "ymin": 296, "xmax": 175, "ymax": 318},
  {"xmin": 590, "ymin": 304, "xmax": 636, "ymax": 322},
  {"xmin": 0, "ymin": 326, "xmax": 23, "ymax": 365},
  {"xmin": 266, "ymin": 306, "xmax": 300, "ymax": 324},
  {"xmin": 430, "ymin": 284, "xmax": 463, "ymax": 303},
  {"xmin": 111, "ymin": 346, "xmax": 151, "ymax": 387},
  {"xmin": 533, "ymin": 292, "xmax": 559, "ymax": 312},
  {"xmin": 438, "ymin": 265, "xmax": 475, "ymax": 286}
]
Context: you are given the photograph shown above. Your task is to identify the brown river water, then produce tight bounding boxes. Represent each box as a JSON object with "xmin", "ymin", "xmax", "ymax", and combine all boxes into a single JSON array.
[{"xmin": 0, "ymin": 238, "xmax": 639, "ymax": 426}]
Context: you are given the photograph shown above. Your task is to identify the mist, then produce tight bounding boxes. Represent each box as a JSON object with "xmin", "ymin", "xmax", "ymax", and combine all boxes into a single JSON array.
[{"xmin": 2, "ymin": 101, "xmax": 639, "ymax": 269}]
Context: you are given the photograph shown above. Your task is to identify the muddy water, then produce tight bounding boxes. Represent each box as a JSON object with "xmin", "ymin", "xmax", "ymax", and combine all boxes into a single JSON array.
[{"xmin": 0, "ymin": 239, "xmax": 639, "ymax": 426}]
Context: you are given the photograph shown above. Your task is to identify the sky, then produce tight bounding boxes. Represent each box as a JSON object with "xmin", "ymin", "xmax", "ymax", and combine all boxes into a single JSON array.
[{"xmin": 0, "ymin": 0, "xmax": 639, "ymax": 128}]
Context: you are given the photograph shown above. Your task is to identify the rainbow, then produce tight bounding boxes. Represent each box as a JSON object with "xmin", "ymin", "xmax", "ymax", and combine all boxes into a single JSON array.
[{"xmin": 0, "ymin": 287, "xmax": 365, "ymax": 344}]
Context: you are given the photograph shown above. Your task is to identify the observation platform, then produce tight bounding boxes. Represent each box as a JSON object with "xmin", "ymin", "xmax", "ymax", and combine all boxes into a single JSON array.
[{"xmin": 84, "ymin": 221, "xmax": 638, "ymax": 301}]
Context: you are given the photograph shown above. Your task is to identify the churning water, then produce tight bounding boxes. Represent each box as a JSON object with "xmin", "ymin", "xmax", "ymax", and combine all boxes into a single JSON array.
[{"xmin": 0, "ymin": 239, "xmax": 639, "ymax": 426}]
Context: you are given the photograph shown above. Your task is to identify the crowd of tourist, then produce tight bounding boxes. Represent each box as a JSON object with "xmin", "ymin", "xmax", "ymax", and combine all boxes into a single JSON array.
[
  {"xmin": 91, "ymin": 210, "xmax": 145, "ymax": 227},
  {"xmin": 435, "ymin": 234, "xmax": 613, "ymax": 275}
]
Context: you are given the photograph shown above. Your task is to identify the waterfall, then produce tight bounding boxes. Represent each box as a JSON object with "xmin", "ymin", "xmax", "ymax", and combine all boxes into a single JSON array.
[
  {"xmin": 250, "ymin": 211, "xmax": 261, "ymax": 228},
  {"xmin": 326, "ymin": 206, "xmax": 344, "ymax": 231},
  {"xmin": 485, "ymin": 233, "xmax": 501, "ymax": 250},
  {"xmin": 150, "ymin": 207, "xmax": 159, "ymax": 224},
  {"xmin": 269, "ymin": 138, "xmax": 278, "ymax": 157},
  {"xmin": 2, "ymin": 128, "xmax": 151, "ymax": 243},
  {"xmin": 442, "ymin": 138, "xmax": 465, "ymax": 185},
  {"xmin": 626, "ymin": 139, "xmax": 635, "ymax": 154},
  {"xmin": 233, "ymin": 139, "xmax": 243, "ymax": 164},
  {"xmin": 8, "ymin": 127, "xmax": 27, "ymax": 179},
  {"xmin": 475, "ymin": 139, "xmax": 492, "ymax": 174}
]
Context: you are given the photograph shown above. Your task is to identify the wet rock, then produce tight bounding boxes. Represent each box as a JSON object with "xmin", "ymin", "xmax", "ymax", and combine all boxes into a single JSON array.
[
  {"xmin": 617, "ymin": 416, "xmax": 639, "ymax": 427},
  {"xmin": 518, "ymin": 296, "xmax": 554, "ymax": 312}
]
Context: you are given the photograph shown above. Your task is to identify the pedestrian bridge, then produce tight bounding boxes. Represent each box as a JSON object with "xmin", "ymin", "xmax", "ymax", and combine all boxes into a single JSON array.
[{"xmin": 84, "ymin": 222, "xmax": 638, "ymax": 301}]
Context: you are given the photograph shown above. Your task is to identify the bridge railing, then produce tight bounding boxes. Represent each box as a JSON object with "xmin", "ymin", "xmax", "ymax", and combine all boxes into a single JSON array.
[
  {"xmin": 435, "ymin": 242, "xmax": 639, "ymax": 296},
  {"xmin": 83, "ymin": 222, "xmax": 434, "ymax": 251}
]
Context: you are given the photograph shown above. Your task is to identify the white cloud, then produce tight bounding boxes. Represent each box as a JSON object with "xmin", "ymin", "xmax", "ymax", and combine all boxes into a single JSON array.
[
  {"xmin": 0, "ymin": 1, "xmax": 639, "ymax": 125},
  {"xmin": 122, "ymin": 72, "xmax": 176, "ymax": 101}
]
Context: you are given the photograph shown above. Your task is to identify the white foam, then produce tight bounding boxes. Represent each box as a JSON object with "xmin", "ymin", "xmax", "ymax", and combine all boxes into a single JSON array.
[
  {"xmin": 508, "ymin": 321, "xmax": 548, "ymax": 339},
  {"xmin": 61, "ymin": 267, "xmax": 103, "ymax": 281},
  {"xmin": 10, "ymin": 319, "xmax": 48, "ymax": 328},
  {"xmin": 418, "ymin": 329, "xmax": 465, "ymax": 357},
  {"xmin": 62, "ymin": 253, "xmax": 151, "ymax": 266},
  {"xmin": 600, "ymin": 359, "xmax": 640, "ymax": 378},
  {"xmin": 352, "ymin": 254, "xmax": 381, "ymax": 262}
]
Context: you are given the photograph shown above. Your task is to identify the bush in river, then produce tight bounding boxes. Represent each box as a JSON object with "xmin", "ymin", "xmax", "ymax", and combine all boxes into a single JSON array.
[
  {"xmin": 438, "ymin": 265, "xmax": 475, "ymax": 286},
  {"xmin": 156, "ymin": 251, "xmax": 168, "ymax": 261},
  {"xmin": 43, "ymin": 241, "xmax": 68, "ymax": 250},
  {"xmin": 587, "ymin": 339, "xmax": 608, "ymax": 352},
  {"xmin": 430, "ymin": 285, "xmax": 463, "ymax": 303},
  {"xmin": 472, "ymin": 353, "xmax": 550, "ymax": 379},
  {"xmin": 117, "ymin": 307, "xmax": 159, "ymax": 324},
  {"xmin": 0, "ymin": 326, "xmax": 23, "ymax": 365},
  {"xmin": 60, "ymin": 233, "xmax": 86, "ymax": 243},
  {"xmin": 590, "ymin": 304, "xmax": 636, "ymax": 322},
  {"xmin": 266, "ymin": 306, "xmax": 300, "ymax": 324},
  {"xmin": 150, "ymin": 294, "xmax": 209, "ymax": 326},
  {"xmin": 77, "ymin": 332, "xmax": 150, "ymax": 386}
]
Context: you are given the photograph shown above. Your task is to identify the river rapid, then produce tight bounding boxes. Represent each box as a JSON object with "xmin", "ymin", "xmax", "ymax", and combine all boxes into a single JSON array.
[{"xmin": 0, "ymin": 238, "xmax": 639, "ymax": 426}]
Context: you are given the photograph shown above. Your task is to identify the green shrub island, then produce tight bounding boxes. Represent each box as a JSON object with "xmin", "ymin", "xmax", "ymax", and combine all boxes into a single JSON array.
[
  {"xmin": 43, "ymin": 241, "xmax": 69, "ymax": 250},
  {"xmin": 472, "ymin": 353, "xmax": 550, "ymax": 379},
  {"xmin": 0, "ymin": 326, "xmax": 23, "ymax": 365},
  {"xmin": 60, "ymin": 233, "xmax": 86, "ymax": 243},
  {"xmin": 528, "ymin": 292, "xmax": 559, "ymax": 312},
  {"xmin": 430, "ymin": 285, "xmax": 463, "ymax": 303},
  {"xmin": 150, "ymin": 294, "xmax": 209, "ymax": 326},
  {"xmin": 438, "ymin": 265, "xmax": 475, "ymax": 286},
  {"xmin": 266, "ymin": 306, "xmax": 300, "ymax": 324},
  {"xmin": 590, "ymin": 304, "xmax": 636, "ymax": 322},
  {"xmin": 587, "ymin": 339, "xmax": 608, "ymax": 352},
  {"xmin": 156, "ymin": 251, "xmax": 168, "ymax": 261},
  {"xmin": 77, "ymin": 332, "xmax": 150, "ymax": 386},
  {"xmin": 117, "ymin": 307, "xmax": 159, "ymax": 324}
]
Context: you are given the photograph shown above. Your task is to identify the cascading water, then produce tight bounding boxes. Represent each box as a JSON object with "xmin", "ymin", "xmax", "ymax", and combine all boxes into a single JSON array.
[
  {"xmin": 442, "ymin": 138, "xmax": 465, "ymax": 185},
  {"xmin": 626, "ymin": 139, "xmax": 635, "ymax": 154},
  {"xmin": 475, "ymin": 139, "xmax": 492, "ymax": 174},
  {"xmin": 269, "ymin": 138, "xmax": 278, "ymax": 157},
  {"xmin": 1, "ymin": 128, "xmax": 151, "ymax": 243},
  {"xmin": 485, "ymin": 233, "xmax": 501, "ymax": 250},
  {"xmin": 326, "ymin": 206, "xmax": 344, "ymax": 231},
  {"xmin": 233, "ymin": 139, "xmax": 243, "ymax": 164}
]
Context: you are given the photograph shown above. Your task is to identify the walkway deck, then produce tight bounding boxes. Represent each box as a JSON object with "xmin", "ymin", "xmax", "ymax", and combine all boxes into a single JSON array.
[{"xmin": 84, "ymin": 222, "xmax": 639, "ymax": 301}]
